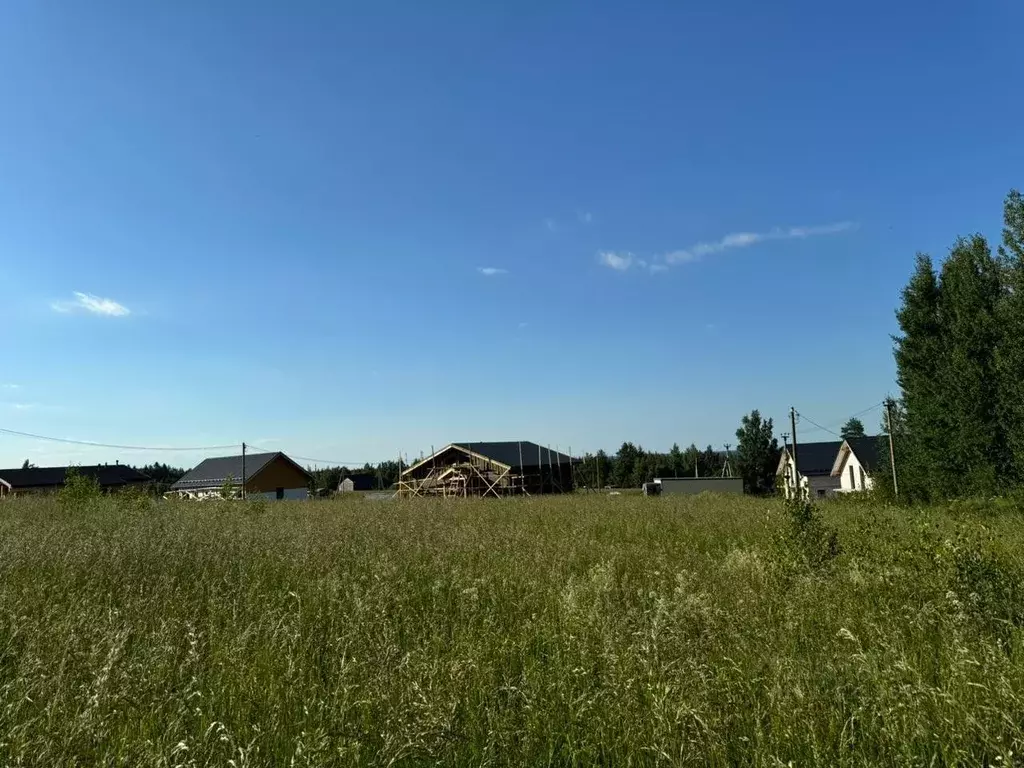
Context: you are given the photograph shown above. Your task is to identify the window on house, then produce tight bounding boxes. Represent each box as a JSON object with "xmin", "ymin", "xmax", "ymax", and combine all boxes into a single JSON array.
[
  {"xmin": 817, "ymin": 489, "xmax": 826, "ymax": 498},
  {"xmin": 859, "ymin": 467, "xmax": 866, "ymax": 490},
  {"xmin": 849, "ymin": 465, "xmax": 855, "ymax": 489},
  {"xmin": 275, "ymin": 487, "xmax": 284, "ymax": 500}
]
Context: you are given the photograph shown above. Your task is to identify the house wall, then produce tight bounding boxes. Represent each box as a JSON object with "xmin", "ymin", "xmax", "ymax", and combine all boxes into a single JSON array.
[
  {"xmin": 838, "ymin": 451, "xmax": 874, "ymax": 492},
  {"xmin": 339, "ymin": 478, "xmax": 355, "ymax": 493},
  {"xmin": 806, "ymin": 475, "xmax": 841, "ymax": 499},
  {"xmin": 253, "ymin": 488, "xmax": 308, "ymax": 501},
  {"xmin": 245, "ymin": 456, "xmax": 310, "ymax": 495},
  {"xmin": 778, "ymin": 454, "xmax": 842, "ymax": 500}
]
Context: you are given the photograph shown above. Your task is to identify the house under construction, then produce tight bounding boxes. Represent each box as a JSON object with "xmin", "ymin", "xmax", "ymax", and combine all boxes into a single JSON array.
[{"xmin": 397, "ymin": 442, "xmax": 575, "ymax": 498}]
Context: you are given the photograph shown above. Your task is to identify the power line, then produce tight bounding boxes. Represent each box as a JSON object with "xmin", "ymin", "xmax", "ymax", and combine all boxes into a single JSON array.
[
  {"xmin": 795, "ymin": 412, "xmax": 842, "ymax": 438},
  {"xmin": 244, "ymin": 444, "xmax": 375, "ymax": 467},
  {"xmin": 795, "ymin": 402, "xmax": 886, "ymax": 437},
  {"xmin": 0, "ymin": 427, "xmax": 238, "ymax": 452},
  {"xmin": 845, "ymin": 401, "xmax": 886, "ymax": 422}
]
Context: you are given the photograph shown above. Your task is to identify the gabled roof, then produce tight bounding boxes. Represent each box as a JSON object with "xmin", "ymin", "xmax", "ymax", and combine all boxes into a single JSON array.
[
  {"xmin": 402, "ymin": 442, "xmax": 575, "ymax": 477},
  {"xmin": 777, "ymin": 441, "xmax": 842, "ymax": 477},
  {"xmin": 831, "ymin": 436, "xmax": 883, "ymax": 477},
  {"xmin": 170, "ymin": 452, "xmax": 311, "ymax": 490},
  {"xmin": 0, "ymin": 464, "xmax": 150, "ymax": 489},
  {"xmin": 847, "ymin": 436, "xmax": 882, "ymax": 470}
]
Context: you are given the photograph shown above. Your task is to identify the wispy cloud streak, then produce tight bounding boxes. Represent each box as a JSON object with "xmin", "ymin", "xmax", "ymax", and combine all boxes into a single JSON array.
[
  {"xmin": 51, "ymin": 292, "xmax": 131, "ymax": 316},
  {"xmin": 663, "ymin": 222, "xmax": 855, "ymax": 266},
  {"xmin": 599, "ymin": 221, "xmax": 855, "ymax": 272}
]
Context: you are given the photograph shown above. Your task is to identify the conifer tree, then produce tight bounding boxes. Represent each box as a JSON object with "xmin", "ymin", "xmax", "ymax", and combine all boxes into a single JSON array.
[
  {"xmin": 996, "ymin": 190, "xmax": 1024, "ymax": 483},
  {"xmin": 893, "ymin": 254, "xmax": 944, "ymax": 500},
  {"xmin": 936, "ymin": 235, "xmax": 1005, "ymax": 496}
]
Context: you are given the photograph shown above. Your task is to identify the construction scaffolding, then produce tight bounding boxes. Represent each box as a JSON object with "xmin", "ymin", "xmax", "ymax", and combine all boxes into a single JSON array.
[{"xmin": 395, "ymin": 442, "xmax": 573, "ymax": 498}]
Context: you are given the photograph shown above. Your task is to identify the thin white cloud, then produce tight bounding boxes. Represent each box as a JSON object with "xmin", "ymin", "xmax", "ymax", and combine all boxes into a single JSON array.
[
  {"xmin": 3, "ymin": 403, "xmax": 35, "ymax": 411},
  {"xmin": 51, "ymin": 292, "xmax": 131, "ymax": 317},
  {"xmin": 518, "ymin": 322, "xmax": 529, "ymax": 329},
  {"xmin": 598, "ymin": 221, "xmax": 855, "ymax": 272},
  {"xmin": 662, "ymin": 222, "xmax": 854, "ymax": 267},
  {"xmin": 1, "ymin": 383, "xmax": 19, "ymax": 390},
  {"xmin": 578, "ymin": 211, "xmax": 594, "ymax": 224},
  {"xmin": 544, "ymin": 218, "xmax": 557, "ymax": 232},
  {"xmin": 597, "ymin": 251, "xmax": 634, "ymax": 271},
  {"xmin": 477, "ymin": 267, "xmax": 508, "ymax": 276}
]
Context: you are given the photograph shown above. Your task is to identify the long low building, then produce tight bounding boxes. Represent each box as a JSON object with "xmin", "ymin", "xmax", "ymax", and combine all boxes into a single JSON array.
[
  {"xmin": 170, "ymin": 451, "xmax": 312, "ymax": 500},
  {"xmin": 649, "ymin": 477, "xmax": 744, "ymax": 495},
  {"xmin": 0, "ymin": 464, "xmax": 150, "ymax": 496}
]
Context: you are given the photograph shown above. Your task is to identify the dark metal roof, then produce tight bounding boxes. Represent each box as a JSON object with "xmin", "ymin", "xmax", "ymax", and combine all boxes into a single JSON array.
[
  {"xmin": 846, "ymin": 436, "xmax": 883, "ymax": 471},
  {"xmin": 789, "ymin": 440, "xmax": 842, "ymax": 477},
  {"xmin": 0, "ymin": 464, "xmax": 150, "ymax": 489},
  {"xmin": 453, "ymin": 442, "xmax": 574, "ymax": 468},
  {"xmin": 171, "ymin": 452, "xmax": 310, "ymax": 489}
]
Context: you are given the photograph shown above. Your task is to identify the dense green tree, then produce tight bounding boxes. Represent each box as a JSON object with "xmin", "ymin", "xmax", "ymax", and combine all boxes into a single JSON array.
[
  {"xmin": 613, "ymin": 442, "xmax": 640, "ymax": 488},
  {"xmin": 701, "ymin": 445, "xmax": 722, "ymax": 476},
  {"xmin": 21, "ymin": 459, "xmax": 35, "ymax": 470},
  {"xmin": 593, "ymin": 450, "xmax": 612, "ymax": 488},
  {"xmin": 735, "ymin": 410, "xmax": 779, "ymax": 495},
  {"xmin": 936, "ymin": 235, "xmax": 1006, "ymax": 496},
  {"xmin": 840, "ymin": 418, "xmax": 866, "ymax": 440},
  {"xmin": 893, "ymin": 254, "xmax": 945, "ymax": 500},
  {"xmin": 683, "ymin": 444, "xmax": 701, "ymax": 477},
  {"xmin": 996, "ymin": 190, "xmax": 1024, "ymax": 483},
  {"xmin": 133, "ymin": 462, "xmax": 186, "ymax": 495},
  {"xmin": 667, "ymin": 443, "xmax": 685, "ymax": 478}
]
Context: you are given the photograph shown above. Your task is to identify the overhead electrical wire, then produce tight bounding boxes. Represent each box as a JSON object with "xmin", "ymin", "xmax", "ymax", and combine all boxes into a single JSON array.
[
  {"xmin": 243, "ymin": 443, "xmax": 375, "ymax": 467},
  {"xmin": 0, "ymin": 426, "xmax": 238, "ymax": 452},
  {"xmin": 795, "ymin": 401, "xmax": 886, "ymax": 438},
  {"xmin": 794, "ymin": 413, "xmax": 842, "ymax": 438}
]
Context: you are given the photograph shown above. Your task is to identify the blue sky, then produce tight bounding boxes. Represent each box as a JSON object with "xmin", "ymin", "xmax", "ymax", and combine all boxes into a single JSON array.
[{"xmin": 2, "ymin": 0, "xmax": 1022, "ymax": 469}]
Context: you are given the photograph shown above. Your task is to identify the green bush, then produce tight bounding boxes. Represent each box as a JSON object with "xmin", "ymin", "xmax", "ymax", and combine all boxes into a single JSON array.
[
  {"xmin": 56, "ymin": 467, "xmax": 101, "ymax": 510},
  {"xmin": 773, "ymin": 497, "xmax": 842, "ymax": 574}
]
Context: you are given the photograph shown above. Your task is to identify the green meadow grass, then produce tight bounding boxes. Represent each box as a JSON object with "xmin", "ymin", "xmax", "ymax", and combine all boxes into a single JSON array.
[{"xmin": 1, "ymin": 491, "xmax": 1023, "ymax": 766}]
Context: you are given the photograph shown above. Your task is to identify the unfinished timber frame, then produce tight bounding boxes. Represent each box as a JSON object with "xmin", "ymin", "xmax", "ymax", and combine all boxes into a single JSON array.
[{"xmin": 396, "ymin": 443, "xmax": 574, "ymax": 498}]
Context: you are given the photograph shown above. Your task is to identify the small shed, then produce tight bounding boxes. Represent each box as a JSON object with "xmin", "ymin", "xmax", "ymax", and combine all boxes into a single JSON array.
[{"xmin": 338, "ymin": 472, "xmax": 376, "ymax": 493}]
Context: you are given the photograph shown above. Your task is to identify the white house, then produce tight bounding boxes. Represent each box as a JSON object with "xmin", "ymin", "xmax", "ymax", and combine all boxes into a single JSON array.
[
  {"xmin": 777, "ymin": 440, "xmax": 843, "ymax": 500},
  {"xmin": 831, "ymin": 437, "xmax": 882, "ymax": 493}
]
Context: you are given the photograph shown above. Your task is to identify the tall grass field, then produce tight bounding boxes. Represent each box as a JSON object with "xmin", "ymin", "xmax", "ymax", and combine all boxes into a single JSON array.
[{"xmin": 2, "ymin": 491, "xmax": 1024, "ymax": 765}]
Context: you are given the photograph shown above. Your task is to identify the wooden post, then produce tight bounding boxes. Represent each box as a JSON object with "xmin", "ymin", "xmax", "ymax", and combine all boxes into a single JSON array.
[
  {"xmin": 790, "ymin": 407, "xmax": 800, "ymax": 500},
  {"xmin": 518, "ymin": 441, "xmax": 525, "ymax": 496},
  {"xmin": 886, "ymin": 398, "xmax": 899, "ymax": 498}
]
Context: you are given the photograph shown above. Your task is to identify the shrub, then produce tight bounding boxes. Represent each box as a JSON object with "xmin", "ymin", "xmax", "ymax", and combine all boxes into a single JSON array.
[
  {"xmin": 57, "ymin": 467, "xmax": 101, "ymax": 510},
  {"xmin": 774, "ymin": 497, "xmax": 842, "ymax": 573}
]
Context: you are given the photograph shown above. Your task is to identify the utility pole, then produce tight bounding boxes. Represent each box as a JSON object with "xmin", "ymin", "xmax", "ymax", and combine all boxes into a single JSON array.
[
  {"xmin": 241, "ymin": 442, "xmax": 247, "ymax": 500},
  {"xmin": 885, "ymin": 398, "xmax": 899, "ymax": 498},
  {"xmin": 790, "ymin": 407, "xmax": 799, "ymax": 500}
]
